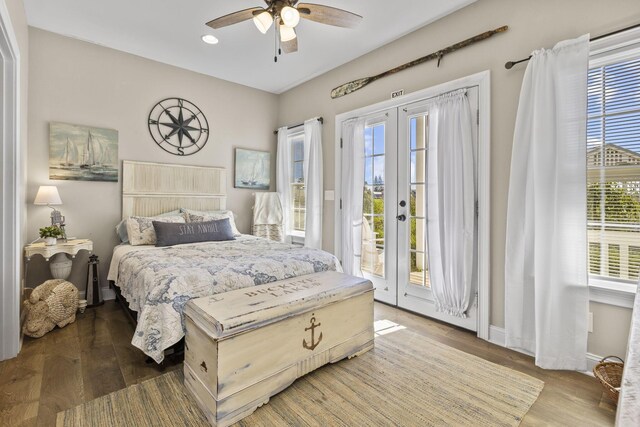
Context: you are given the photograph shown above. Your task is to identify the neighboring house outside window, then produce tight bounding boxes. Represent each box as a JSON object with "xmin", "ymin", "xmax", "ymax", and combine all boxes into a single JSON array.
[
  {"xmin": 289, "ymin": 131, "xmax": 306, "ymax": 237},
  {"xmin": 587, "ymin": 51, "xmax": 640, "ymax": 285}
]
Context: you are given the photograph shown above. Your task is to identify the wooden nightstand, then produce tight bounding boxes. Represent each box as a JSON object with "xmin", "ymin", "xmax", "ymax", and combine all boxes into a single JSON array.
[{"xmin": 24, "ymin": 239, "xmax": 93, "ymax": 282}]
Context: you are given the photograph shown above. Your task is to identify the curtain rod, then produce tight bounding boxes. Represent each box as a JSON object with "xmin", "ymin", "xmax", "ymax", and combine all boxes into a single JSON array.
[
  {"xmin": 504, "ymin": 22, "xmax": 640, "ymax": 70},
  {"xmin": 273, "ymin": 117, "xmax": 324, "ymax": 135}
]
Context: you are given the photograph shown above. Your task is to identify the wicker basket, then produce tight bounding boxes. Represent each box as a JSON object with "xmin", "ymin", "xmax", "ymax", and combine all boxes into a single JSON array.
[{"xmin": 593, "ymin": 355, "xmax": 624, "ymax": 404}]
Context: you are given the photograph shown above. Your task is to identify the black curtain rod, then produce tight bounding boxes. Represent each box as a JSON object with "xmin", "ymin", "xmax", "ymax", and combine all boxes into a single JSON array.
[
  {"xmin": 505, "ymin": 22, "xmax": 640, "ymax": 70},
  {"xmin": 273, "ymin": 117, "xmax": 324, "ymax": 135}
]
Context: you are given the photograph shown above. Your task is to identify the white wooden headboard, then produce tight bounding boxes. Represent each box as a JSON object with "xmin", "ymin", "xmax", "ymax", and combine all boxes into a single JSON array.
[{"xmin": 122, "ymin": 160, "xmax": 227, "ymax": 218}]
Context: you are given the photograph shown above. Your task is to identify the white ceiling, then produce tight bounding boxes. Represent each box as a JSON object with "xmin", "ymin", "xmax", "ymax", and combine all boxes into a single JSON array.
[{"xmin": 24, "ymin": 0, "xmax": 475, "ymax": 94}]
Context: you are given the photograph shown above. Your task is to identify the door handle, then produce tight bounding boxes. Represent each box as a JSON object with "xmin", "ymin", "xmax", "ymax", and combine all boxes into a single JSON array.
[{"xmin": 396, "ymin": 214, "xmax": 407, "ymax": 222}]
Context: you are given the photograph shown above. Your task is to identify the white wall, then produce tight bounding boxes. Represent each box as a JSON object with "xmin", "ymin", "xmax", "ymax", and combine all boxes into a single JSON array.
[
  {"xmin": 276, "ymin": 0, "xmax": 640, "ymax": 358},
  {"xmin": 26, "ymin": 28, "xmax": 279, "ymax": 291},
  {"xmin": 4, "ymin": 0, "xmax": 28, "ymax": 354}
]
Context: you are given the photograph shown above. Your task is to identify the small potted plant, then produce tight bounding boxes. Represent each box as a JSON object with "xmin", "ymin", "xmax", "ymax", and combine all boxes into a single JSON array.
[{"xmin": 39, "ymin": 226, "xmax": 63, "ymax": 246}]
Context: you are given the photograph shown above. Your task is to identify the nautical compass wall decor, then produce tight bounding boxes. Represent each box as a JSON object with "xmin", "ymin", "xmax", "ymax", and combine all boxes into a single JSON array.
[{"xmin": 148, "ymin": 98, "xmax": 209, "ymax": 156}]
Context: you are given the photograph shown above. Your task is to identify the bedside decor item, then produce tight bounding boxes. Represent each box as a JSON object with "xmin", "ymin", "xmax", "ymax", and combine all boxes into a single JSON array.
[
  {"xmin": 148, "ymin": 98, "xmax": 209, "ymax": 156},
  {"xmin": 49, "ymin": 122, "xmax": 118, "ymax": 182},
  {"xmin": 34, "ymin": 185, "xmax": 67, "ymax": 238},
  {"xmin": 22, "ymin": 279, "xmax": 79, "ymax": 338},
  {"xmin": 38, "ymin": 225, "xmax": 64, "ymax": 246},
  {"xmin": 78, "ymin": 299, "xmax": 88, "ymax": 314},
  {"xmin": 205, "ymin": 1, "xmax": 362, "ymax": 61},
  {"xmin": 235, "ymin": 148, "xmax": 270, "ymax": 190},
  {"xmin": 331, "ymin": 25, "xmax": 509, "ymax": 98},
  {"xmin": 86, "ymin": 254, "xmax": 104, "ymax": 307}
]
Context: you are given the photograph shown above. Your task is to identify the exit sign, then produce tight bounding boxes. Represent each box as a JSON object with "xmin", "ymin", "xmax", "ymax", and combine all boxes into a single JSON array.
[{"xmin": 391, "ymin": 89, "xmax": 405, "ymax": 99}]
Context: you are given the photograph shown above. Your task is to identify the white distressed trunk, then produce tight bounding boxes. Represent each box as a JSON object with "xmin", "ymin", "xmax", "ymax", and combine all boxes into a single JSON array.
[{"xmin": 183, "ymin": 271, "xmax": 374, "ymax": 427}]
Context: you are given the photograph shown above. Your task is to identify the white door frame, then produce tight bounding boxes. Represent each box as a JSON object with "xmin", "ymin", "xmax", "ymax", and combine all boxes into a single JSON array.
[
  {"xmin": 334, "ymin": 71, "xmax": 491, "ymax": 340},
  {"xmin": 0, "ymin": 0, "xmax": 23, "ymax": 361}
]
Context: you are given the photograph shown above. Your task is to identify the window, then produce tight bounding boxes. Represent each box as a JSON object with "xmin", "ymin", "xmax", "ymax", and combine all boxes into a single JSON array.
[
  {"xmin": 290, "ymin": 132, "xmax": 305, "ymax": 235},
  {"xmin": 587, "ymin": 52, "xmax": 640, "ymax": 285},
  {"xmin": 361, "ymin": 123, "xmax": 386, "ymax": 276}
]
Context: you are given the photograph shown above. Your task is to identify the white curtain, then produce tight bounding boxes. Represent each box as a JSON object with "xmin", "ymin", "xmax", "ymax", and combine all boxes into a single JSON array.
[
  {"xmin": 505, "ymin": 35, "xmax": 589, "ymax": 370},
  {"xmin": 341, "ymin": 118, "xmax": 366, "ymax": 276},
  {"xmin": 276, "ymin": 126, "xmax": 292, "ymax": 243},
  {"xmin": 426, "ymin": 89, "xmax": 476, "ymax": 318},
  {"xmin": 303, "ymin": 118, "xmax": 323, "ymax": 249}
]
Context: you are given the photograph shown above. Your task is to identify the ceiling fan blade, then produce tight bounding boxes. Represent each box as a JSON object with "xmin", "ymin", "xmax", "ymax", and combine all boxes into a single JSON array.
[
  {"xmin": 206, "ymin": 7, "xmax": 264, "ymax": 29},
  {"xmin": 282, "ymin": 35, "xmax": 298, "ymax": 54},
  {"xmin": 297, "ymin": 3, "xmax": 362, "ymax": 28}
]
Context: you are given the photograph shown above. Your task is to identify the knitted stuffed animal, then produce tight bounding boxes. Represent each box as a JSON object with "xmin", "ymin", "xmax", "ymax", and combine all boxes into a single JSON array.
[{"xmin": 23, "ymin": 279, "xmax": 79, "ymax": 338}]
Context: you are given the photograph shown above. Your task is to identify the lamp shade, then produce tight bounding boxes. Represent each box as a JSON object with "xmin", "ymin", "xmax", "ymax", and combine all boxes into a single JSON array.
[
  {"xmin": 280, "ymin": 6, "xmax": 300, "ymax": 27},
  {"xmin": 280, "ymin": 24, "xmax": 297, "ymax": 42},
  {"xmin": 253, "ymin": 11, "xmax": 273, "ymax": 34},
  {"xmin": 34, "ymin": 186, "xmax": 62, "ymax": 205}
]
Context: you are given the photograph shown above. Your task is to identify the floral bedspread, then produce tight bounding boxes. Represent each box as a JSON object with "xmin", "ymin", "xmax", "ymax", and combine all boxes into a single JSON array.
[{"xmin": 113, "ymin": 235, "xmax": 342, "ymax": 363}]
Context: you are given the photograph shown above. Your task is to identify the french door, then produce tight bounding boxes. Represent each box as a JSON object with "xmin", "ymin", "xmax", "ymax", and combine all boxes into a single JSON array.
[
  {"xmin": 359, "ymin": 109, "xmax": 398, "ymax": 305},
  {"xmin": 356, "ymin": 88, "xmax": 479, "ymax": 332}
]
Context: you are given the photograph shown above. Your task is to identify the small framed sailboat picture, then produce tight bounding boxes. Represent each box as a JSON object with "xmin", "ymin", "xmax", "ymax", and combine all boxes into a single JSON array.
[
  {"xmin": 49, "ymin": 122, "xmax": 119, "ymax": 182},
  {"xmin": 234, "ymin": 148, "xmax": 270, "ymax": 190}
]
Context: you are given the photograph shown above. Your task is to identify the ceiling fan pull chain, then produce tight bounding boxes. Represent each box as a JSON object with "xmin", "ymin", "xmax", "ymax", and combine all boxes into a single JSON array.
[{"xmin": 274, "ymin": 22, "xmax": 278, "ymax": 62}]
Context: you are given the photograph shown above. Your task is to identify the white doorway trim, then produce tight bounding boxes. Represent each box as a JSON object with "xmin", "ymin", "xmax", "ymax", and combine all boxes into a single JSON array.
[
  {"xmin": 0, "ymin": 0, "xmax": 22, "ymax": 361},
  {"xmin": 334, "ymin": 71, "xmax": 491, "ymax": 340}
]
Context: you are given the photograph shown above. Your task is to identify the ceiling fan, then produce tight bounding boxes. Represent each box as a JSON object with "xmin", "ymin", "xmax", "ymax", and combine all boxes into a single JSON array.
[{"xmin": 206, "ymin": 1, "xmax": 362, "ymax": 61}]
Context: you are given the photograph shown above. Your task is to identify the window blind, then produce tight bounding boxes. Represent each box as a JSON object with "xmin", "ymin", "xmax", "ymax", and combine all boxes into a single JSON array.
[{"xmin": 587, "ymin": 55, "xmax": 640, "ymax": 283}]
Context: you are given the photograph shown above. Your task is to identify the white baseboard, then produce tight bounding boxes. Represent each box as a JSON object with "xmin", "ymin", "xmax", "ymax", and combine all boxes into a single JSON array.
[
  {"xmin": 78, "ymin": 287, "xmax": 115, "ymax": 301},
  {"xmin": 586, "ymin": 353, "xmax": 605, "ymax": 376},
  {"xmin": 487, "ymin": 324, "xmax": 603, "ymax": 376},
  {"xmin": 488, "ymin": 325, "xmax": 505, "ymax": 347}
]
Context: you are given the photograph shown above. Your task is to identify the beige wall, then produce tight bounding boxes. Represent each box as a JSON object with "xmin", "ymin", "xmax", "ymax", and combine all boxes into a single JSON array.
[
  {"xmin": 277, "ymin": 0, "xmax": 640, "ymax": 357},
  {"xmin": 26, "ymin": 28, "xmax": 279, "ymax": 291}
]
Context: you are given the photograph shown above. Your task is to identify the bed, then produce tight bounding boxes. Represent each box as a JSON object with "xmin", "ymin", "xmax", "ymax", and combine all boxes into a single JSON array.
[{"xmin": 108, "ymin": 161, "xmax": 342, "ymax": 363}]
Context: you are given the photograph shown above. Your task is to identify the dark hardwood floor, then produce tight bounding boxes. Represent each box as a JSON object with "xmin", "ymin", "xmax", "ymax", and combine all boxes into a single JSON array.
[{"xmin": 0, "ymin": 301, "xmax": 616, "ymax": 426}]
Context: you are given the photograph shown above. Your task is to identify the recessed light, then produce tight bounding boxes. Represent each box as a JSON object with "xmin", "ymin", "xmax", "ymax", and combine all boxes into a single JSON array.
[{"xmin": 201, "ymin": 34, "xmax": 219, "ymax": 45}]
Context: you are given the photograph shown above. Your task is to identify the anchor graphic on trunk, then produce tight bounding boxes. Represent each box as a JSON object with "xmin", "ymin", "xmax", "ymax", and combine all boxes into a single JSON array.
[{"xmin": 302, "ymin": 315, "xmax": 323, "ymax": 351}]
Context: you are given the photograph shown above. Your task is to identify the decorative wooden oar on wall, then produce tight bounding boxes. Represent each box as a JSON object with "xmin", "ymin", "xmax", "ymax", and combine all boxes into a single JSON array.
[{"xmin": 331, "ymin": 25, "xmax": 509, "ymax": 99}]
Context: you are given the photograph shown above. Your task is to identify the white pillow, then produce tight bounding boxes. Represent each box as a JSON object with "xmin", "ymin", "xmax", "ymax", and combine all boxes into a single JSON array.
[
  {"xmin": 183, "ymin": 209, "xmax": 241, "ymax": 236},
  {"xmin": 126, "ymin": 215, "xmax": 186, "ymax": 246},
  {"xmin": 115, "ymin": 209, "xmax": 182, "ymax": 243}
]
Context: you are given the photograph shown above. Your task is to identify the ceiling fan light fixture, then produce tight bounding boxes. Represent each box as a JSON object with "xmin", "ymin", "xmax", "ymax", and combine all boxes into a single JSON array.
[
  {"xmin": 279, "ymin": 24, "xmax": 297, "ymax": 42},
  {"xmin": 280, "ymin": 6, "xmax": 300, "ymax": 27},
  {"xmin": 253, "ymin": 10, "xmax": 274, "ymax": 34}
]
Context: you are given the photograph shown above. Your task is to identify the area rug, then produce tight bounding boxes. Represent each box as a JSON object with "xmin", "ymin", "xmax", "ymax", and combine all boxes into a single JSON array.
[{"xmin": 57, "ymin": 328, "xmax": 544, "ymax": 426}]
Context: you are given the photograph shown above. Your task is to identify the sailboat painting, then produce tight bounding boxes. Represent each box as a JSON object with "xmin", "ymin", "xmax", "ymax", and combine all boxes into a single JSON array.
[
  {"xmin": 49, "ymin": 122, "xmax": 118, "ymax": 182},
  {"xmin": 234, "ymin": 148, "xmax": 270, "ymax": 190}
]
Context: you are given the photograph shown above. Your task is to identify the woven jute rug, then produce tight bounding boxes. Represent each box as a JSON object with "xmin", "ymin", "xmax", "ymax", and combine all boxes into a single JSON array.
[{"xmin": 57, "ymin": 328, "xmax": 544, "ymax": 426}]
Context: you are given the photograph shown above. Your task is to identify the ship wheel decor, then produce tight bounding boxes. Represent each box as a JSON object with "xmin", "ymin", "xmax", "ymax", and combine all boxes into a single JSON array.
[
  {"xmin": 206, "ymin": 0, "xmax": 362, "ymax": 62},
  {"xmin": 148, "ymin": 98, "xmax": 209, "ymax": 156}
]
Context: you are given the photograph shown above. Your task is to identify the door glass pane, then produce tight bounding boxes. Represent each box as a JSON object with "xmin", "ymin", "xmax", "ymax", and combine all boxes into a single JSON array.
[
  {"xmin": 409, "ymin": 251, "xmax": 425, "ymax": 285},
  {"xmin": 408, "ymin": 114, "xmax": 430, "ymax": 288},
  {"xmin": 410, "ymin": 116, "xmax": 427, "ymax": 150},
  {"xmin": 410, "ymin": 184, "xmax": 425, "ymax": 217},
  {"xmin": 362, "ymin": 123, "xmax": 385, "ymax": 277}
]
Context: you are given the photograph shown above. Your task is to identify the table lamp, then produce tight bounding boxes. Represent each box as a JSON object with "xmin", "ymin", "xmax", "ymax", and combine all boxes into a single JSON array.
[{"xmin": 34, "ymin": 185, "xmax": 67, "ymax": 239}]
